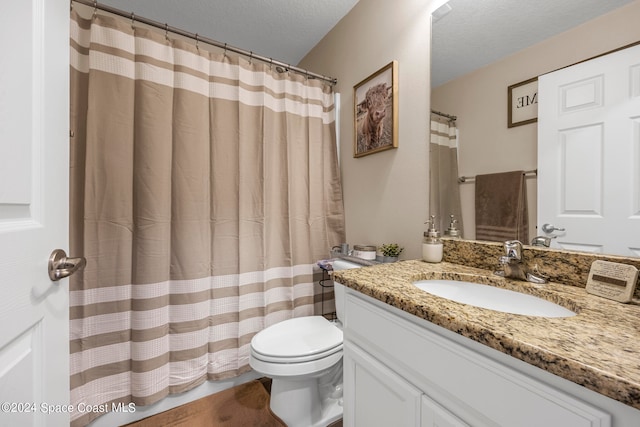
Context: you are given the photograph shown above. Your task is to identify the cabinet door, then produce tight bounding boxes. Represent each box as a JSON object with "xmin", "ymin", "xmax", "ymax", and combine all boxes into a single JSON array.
[
  {"xmin": 421, "ymin": 395, "xmax": 469, "ymax": 427},
  {"xmin": 344, "ymin": 342, "xmax": 422, "ymax": 427}
]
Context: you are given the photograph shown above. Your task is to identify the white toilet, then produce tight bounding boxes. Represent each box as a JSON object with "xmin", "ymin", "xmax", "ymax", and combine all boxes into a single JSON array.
[{"xmin": 249, "ymin": 259, "xmax": 362, "ymax": 427}]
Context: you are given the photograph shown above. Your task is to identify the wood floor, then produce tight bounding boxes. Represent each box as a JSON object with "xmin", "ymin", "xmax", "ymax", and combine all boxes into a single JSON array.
[{"xmin": 121, "ymin": 378, "xmax": 343, "ymax": 427}]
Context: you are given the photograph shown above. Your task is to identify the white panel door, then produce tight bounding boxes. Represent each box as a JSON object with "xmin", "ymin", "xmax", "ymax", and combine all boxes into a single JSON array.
[
  {"xmin": 0, "ymin": 0, "xmax": 70, "ymax": 426},
  {"xmin": 538, "ymin": 43, "xmax": 640, "ymax": 256}
]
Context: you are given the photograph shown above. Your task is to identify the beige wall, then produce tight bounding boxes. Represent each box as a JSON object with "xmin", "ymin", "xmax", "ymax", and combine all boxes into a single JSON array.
[
  {"xmin": 300, "ymin": 0, "xmax": 441, "ymax": 259},
  {"xmin": 432, "ymin": 1, "xmax": 640, "ymax": 241}
]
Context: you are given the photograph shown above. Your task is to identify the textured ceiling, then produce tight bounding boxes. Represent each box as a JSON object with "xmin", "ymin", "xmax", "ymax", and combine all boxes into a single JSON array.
[
  {"xmin": 431, "ymin": 0, "xmax": 635, "ymax": 87},
  {"xmin": 98, "ymin": 0, "xmax": 360, "ymax": 66},
  {"xmin": 96, "ymin": 0, "xmax": 634, "ymax": 85}
]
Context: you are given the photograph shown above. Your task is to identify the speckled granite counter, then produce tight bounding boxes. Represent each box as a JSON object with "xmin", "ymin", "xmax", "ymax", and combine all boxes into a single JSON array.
[{"xmin": 332, "ymin": 259, "xmax": 640, "ymax": 410}]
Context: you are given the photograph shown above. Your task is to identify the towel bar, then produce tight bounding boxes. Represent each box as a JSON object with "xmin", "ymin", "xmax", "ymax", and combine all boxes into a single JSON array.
[{"xmin": 458, "ymin": 169, "xmax": 537, "ymax": 183}]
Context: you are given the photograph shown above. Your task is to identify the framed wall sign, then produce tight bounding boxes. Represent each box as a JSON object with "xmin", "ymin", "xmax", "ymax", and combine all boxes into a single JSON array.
[
  {"xmin": 353, "ymin": 60, "xmax": 398, "ymax": 157},
  {"xmin": 508, "ymin": 77, "xmax": 538, "ymax": 128}
]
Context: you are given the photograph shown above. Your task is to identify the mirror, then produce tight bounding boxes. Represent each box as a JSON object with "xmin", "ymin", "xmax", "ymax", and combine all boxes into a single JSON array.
[{"xmin": 430, "ymin": 0, "xmax": 639, "ymax": 256}]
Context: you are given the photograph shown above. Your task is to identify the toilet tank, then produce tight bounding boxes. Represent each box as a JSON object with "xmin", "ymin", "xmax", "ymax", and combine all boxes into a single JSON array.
[{"xmin": 331, "ymin": 259, "xmax": 365, "ymax": 324}]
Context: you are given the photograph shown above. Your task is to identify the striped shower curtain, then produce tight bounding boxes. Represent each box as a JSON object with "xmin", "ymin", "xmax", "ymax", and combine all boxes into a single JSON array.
[
  {"xmin": 69, "ymin": 10, "xmax": 345, "ymax": 427},
  {"xmin": 429, "ymin": 114, "xmax": 464, "ymax": 235}
]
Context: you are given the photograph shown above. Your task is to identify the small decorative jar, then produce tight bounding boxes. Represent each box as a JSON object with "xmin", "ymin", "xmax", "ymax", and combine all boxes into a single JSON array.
[{"xmin": 352, "ymin": 245, "xmax": 377, "ymax": 260}]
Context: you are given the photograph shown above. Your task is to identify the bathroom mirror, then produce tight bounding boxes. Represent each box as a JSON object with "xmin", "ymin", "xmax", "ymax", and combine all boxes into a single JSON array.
[{"xmin": 430, "ymin": 0, "xmax": 639, "ymax": 257}]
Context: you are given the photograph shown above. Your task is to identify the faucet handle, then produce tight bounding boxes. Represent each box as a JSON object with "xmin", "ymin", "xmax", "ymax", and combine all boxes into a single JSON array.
[
  {"xmin": 531, "ymin": 235, "xmax": 555, "ymax": 247},
  {"xmin": 504, "ymin": 240, "xmax": 523, "ymax": 260},
  {"xmin": 526, "ymin": 263, "xmax": 549, "ymax": 284}
]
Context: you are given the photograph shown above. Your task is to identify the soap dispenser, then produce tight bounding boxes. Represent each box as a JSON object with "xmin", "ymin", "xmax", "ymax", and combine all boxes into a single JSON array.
[
  {"xmin": 422, "ymin": 215, "xmax": 443, "ymax": 263},
  {"xmin": 444, "ymin": 214, "xmax": 462, "ymax": 239}
]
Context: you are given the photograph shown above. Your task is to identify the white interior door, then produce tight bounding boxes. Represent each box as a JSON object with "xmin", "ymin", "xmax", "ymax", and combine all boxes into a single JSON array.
[
  {"xmin": 0, "ymin": 0, "xmax": 70, "ymax": 426},
  {"xmin": 538, "ymin": 43, "xmax": 640, "ymax": 256}
]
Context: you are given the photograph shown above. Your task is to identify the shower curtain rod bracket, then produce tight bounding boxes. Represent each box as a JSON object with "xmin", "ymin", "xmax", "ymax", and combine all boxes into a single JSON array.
[{"xmin": 431, "ymin": 109, "xmax": 457, "ymax": 121}]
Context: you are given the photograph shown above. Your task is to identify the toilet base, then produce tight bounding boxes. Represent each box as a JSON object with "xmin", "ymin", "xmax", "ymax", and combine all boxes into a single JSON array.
[{"xmin": 269, "ymin": 360, "xmax": 343, "ymax": 427}]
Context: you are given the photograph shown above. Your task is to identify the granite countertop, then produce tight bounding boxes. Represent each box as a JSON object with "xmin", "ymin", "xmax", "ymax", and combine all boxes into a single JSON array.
[{"xmin": 332, "ymin": 259, "xmax": 640, "ymax": 410}]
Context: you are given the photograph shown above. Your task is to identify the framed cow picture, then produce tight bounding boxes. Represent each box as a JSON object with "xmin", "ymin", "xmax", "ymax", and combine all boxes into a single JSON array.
[{"xmin": 353, "ymin": 60, "xmax": 398, "ymax": 158}]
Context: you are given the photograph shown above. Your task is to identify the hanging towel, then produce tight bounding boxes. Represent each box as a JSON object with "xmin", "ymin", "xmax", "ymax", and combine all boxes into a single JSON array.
[{"xmin": 475, "ymin": 170, "xmax": 528, "ymax": 242}]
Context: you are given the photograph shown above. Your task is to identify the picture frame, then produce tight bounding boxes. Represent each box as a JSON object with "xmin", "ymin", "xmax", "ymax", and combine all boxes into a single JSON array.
[
  {"xmin": 353, "ymin": 60, "xmax": 398, "ymax": 157},
  {"xmin": 508, "ymin": 77, "xmax": 538, "ymax": 128}
]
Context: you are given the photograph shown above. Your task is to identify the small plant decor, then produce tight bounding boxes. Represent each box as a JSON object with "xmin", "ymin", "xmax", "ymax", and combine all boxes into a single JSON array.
[{"xmin": 378, "ymin": 243, "xmax": 404, "ymax": 258}]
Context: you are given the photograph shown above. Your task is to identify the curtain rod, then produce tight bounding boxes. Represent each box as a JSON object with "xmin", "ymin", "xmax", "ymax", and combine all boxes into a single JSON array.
[
  {"xmin": 71, "ymin": 0, "xmax": 338, "ymax": 86},
  {"xmin": 431, "ymin": 109, "xmax": 457, "ymax": 121},
  {"xmin": 458, "ymin": 169, "xmax": 537, "ymax": 183}
]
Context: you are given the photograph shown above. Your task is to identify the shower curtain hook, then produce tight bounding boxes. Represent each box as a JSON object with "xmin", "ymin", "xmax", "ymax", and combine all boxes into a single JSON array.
[
  {"xmin": 195, "ymin": 33, "xmax": 199, "ymax": 51},
  {"xmin": 93, "ymin": 0, "xmax": 97, "ymax": 18},
  {"xmin": 249, "ymin": 51, "xmax": 253, "ymax": 64},
  {"xmin": 130, "ymin": 12, "xmax": 135, "ymax": 30},
  {"xmin": 269, "ymin": 58, "xmax": 273, "ymax": 70},
  {"xmin": 164, "ymin": 23, "xmax": 169, "ymax": 40},
  {"xmin": 223, "ymin": 43, "xmax": 228, "ymax": 58}
]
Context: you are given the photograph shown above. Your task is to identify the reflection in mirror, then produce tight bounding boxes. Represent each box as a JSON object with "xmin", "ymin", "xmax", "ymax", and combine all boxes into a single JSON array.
[{"xmin": 430, "ymin": 0, "xmax": 640, "ymax": 257}]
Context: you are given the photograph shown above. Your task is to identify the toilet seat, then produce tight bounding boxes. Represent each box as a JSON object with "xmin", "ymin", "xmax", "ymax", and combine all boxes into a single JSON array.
[
  {"xmin": 250, "ymin": 316, "xmax": 343, "ymax": 377},
  {"xmin": 251, "ymin": 316, "xmax": 342, "ymax": 360},
  {"xmin": 252, "ymin": 343, "xmax": 342, "ymax": 364}
]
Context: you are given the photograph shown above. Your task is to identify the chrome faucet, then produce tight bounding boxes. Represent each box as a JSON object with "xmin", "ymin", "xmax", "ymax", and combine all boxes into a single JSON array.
[{"xmin": 495, "ymin": 240, "xmax": 547, "ymax": 284}]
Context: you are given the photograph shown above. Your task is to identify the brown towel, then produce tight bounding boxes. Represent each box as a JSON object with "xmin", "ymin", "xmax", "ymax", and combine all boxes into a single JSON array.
[{"xmin": 475, "ymin": 171, "xmax": 528, "ymax": 242}]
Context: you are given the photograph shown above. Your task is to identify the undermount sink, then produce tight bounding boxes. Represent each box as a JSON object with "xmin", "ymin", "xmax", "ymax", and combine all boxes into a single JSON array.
[{"xmin": 413, "ymin": 280, "xmax": 576, "ymax": 318}]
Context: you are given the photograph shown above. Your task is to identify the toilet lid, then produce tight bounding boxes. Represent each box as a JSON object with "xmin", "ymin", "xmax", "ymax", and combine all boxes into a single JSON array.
[{"xmin": 251, "ymin": 316, "xmax": 342, "ymax": 358}]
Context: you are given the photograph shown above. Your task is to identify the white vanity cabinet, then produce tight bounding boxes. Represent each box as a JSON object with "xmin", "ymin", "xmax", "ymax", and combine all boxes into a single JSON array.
[{"xmin": 342, "ymin": 290, "xmax": 624, "ymax": 427}]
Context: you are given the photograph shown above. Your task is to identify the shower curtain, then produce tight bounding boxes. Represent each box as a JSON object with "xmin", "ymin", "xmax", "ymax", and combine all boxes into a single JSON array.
[
  {"xmin": 429, "ymin": 114, "xmax": 464, "ymax": 236},
  {"xmin": 69, "ymin": 10, "xmax": 345, "ymax": 427}
]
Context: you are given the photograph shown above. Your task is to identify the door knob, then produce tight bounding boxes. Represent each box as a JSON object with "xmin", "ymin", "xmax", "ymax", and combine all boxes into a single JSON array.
[
  {"xmin": 541, "ymin": 223, "xmax": 566, "ymax": 234},
  {"xmin": 48, "ymin": 249, "xmax": 86, "ymax": 281}
]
